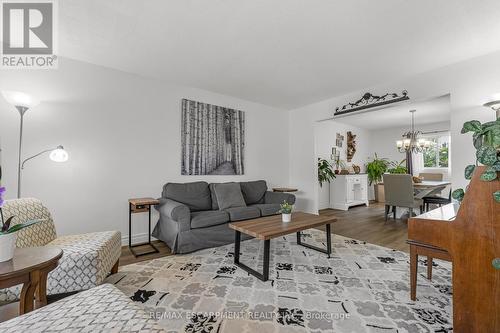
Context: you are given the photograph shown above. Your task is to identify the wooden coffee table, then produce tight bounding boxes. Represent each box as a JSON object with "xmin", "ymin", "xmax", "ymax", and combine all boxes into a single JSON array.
[
  {"xmin": 229, "ymin": 212, "xmax": 337, "ymax": 281},
  {"xmin": 0, "ymin": 247, "xmax": 62, "ymax": 317}
]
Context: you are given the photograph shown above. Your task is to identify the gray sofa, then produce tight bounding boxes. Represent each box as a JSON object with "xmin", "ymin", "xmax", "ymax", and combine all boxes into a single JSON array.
[{"xmin": 152, "ymin": 180, "xmax": 295, "ymax": 253}]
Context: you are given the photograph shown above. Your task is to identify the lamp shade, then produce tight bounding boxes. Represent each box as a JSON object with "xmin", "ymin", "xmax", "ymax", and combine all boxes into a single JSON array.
[
  {"xmin": 49, "ymin": 146, "xmax": 69, "ymax": 163},
  {"xmin": 1, "ymin": 91, "xmax": 40, "ymax": 108}
]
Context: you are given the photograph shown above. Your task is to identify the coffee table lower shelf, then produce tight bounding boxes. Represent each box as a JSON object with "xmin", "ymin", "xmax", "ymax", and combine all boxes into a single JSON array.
[{"xmin": 233, "ymin": 224, "xmax": 332, "ymax": 282}]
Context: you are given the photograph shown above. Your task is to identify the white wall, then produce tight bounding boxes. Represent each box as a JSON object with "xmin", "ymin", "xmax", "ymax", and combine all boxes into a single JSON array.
[
  {"xmin": 0, "ymin": 58, "xmax": 290, "ymax": 244},
  {"xmin": 289, "ymin": 50, "xmax": 500, "ymax": 214},
  {"xmin": 315, "ymin": 120, "xmax": 371, "ymax": 209}
]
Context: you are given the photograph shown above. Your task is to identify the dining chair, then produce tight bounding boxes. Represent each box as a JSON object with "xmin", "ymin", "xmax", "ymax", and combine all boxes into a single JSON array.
[
  {"xmin": 383, "ymin": 174, "xmax": 423, "ymax": 220},
  {"xmin": 418, "ymin": 173, "xmax": 451, "ymax": 211},
  {"xmin": 423, "ymin": 188, "xmax": 452, "ymax": 211},
  {"xmin": 418, "ymin": 173, "xmax": 443, "ymax": 181}
]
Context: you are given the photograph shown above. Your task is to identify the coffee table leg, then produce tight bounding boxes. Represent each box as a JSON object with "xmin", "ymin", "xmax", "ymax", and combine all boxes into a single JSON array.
[
  {"xmin": 234, "ymin": 231, "xmax": 241, "ymax": 264},
  {"xmin": 233, "ymin": 232, "xmax": 271, "ymax": 282},
  {"xmin": 263, "ymin": 240, "xmax": 270, "ymax": 281},
  {"xmin": 326, "ymin": 223, "xmax": 332, "ymax": 257},
  {"xmin": 297, "ymin": 224, "xmax": 332, "ymax": 258}
]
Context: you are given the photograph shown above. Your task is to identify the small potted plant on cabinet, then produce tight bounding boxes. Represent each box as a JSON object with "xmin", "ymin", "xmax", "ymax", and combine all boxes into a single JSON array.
[
  {"xmin": 366, "ymin": 153, "xmax": 389, "ymax": 202},
  {"xmin": 279, "ymin": 200, "xmax": 293, "ymax": 223}
]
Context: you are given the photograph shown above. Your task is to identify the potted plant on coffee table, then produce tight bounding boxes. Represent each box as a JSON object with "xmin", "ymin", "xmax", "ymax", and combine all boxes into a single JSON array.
[
  {"xmin": 279, "ymin": 200, "xmax": 293, "ymax": 223},
  {"xmin": 366, "ymin": 153, "xmax": 389, "ymax": 202}
]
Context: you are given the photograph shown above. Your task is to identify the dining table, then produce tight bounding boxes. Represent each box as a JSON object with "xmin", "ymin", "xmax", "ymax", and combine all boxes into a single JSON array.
[{"xmin": 412, "ymin": 180, "xmax": 451, "ymax": 199}]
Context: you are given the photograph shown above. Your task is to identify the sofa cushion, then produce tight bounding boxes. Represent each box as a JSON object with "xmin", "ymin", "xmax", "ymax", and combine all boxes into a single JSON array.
[
  {"xmin": 208, "ymin": 183, "xmax": 220, "ymax": 210},
  {"xmin": 240, "ymin": 180, "xmax": 267, "ymax": 205},
  {"xmin": 214, "ymin": 183, "xmax": 246, "ymax": 210},
  {"xmin": 163, "ymin": 181, "xmax": 211, "ymax": 212},
  {"xmin": 250, "ymin": 203, "xmax": 281, "ymax": 217},
  {"xmin": 190, "ymin": 210, "xmax": 229, "ymax": 229},
  {"xmin": 225, "ymin": 206, "xmax": 261, "ymax": 221}
]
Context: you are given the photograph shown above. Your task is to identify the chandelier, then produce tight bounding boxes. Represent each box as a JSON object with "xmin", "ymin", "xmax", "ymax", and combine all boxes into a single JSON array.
[{"xmin": 396, "ymin": 110, "xmax": 432, "ymax": 153}]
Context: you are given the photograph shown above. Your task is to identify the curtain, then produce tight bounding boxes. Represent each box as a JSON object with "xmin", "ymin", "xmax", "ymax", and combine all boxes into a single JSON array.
[{"xmin": 412, "ymin": 152, "xmax": 424, "ymax": 176}]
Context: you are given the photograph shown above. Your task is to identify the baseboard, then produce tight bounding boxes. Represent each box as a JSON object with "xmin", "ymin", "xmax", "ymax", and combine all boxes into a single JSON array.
[{"xmin": 121, "ymin": 233, "xmax": 158, "ymax": 246}]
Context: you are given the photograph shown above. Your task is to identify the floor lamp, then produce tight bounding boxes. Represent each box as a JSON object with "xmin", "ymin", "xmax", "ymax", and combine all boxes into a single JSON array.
[{"xmin": 1, "ymin": 91, "xmax": 69, "ymax": 198}]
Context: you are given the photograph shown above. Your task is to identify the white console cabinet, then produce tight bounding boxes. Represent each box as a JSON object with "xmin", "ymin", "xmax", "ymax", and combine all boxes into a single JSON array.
[{"xmin": 329, "ymin": 174, "xmax": 369, "ymax": 210}]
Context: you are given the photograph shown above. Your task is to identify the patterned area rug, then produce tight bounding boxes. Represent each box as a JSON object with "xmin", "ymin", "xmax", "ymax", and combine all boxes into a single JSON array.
[{"xmin": 107, "ymin": 230, "xmax": 453, "ymax": 332}]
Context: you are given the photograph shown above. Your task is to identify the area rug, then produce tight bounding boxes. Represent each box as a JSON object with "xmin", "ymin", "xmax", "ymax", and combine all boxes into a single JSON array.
[{"xmin": 107, "ymin": 230, "xmax": 453, "ymax": 333}]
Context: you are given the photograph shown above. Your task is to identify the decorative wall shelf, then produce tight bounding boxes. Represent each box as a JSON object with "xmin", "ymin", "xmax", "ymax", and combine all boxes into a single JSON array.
[{"xmin": 334, "ymin": 90, "xmax": 409, "ymax": 116}]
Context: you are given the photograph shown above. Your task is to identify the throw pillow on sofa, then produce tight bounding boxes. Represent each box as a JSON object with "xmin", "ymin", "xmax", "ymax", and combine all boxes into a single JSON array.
[{"xmin": 214, "ymin": 183, "xmax": 247, "ymax": 210}]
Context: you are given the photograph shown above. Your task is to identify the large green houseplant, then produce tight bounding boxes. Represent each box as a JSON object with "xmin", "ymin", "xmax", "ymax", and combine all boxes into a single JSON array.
[
  {"xmin": 387, "ymin": 159, "xmax": 407, "ymax": 174},
  {"xmin": 366, "ymin": 154, "xmax": 389, "ymax": 202},
  {"xmin": 318, "ymin": 158, "xmax": 336, "ymax": 187},
  {"xmin": 452, "ymin": 118, "xmax": 500, "ymax": 203}
]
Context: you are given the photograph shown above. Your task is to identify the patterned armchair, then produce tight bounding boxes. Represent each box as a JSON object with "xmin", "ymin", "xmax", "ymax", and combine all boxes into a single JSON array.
[
  {"xmin": 0, "ymin": 284, "xmax": 165, "ymax": 332},
  {"xmin": 0, "ymin": 198, "xmax": 121, "ymax": 303}
]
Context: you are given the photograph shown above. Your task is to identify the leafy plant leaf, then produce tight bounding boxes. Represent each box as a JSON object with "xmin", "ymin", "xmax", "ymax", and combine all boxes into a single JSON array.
[
  {"xmin": 481, "ymin": 120, "xmax": 500, "ymax": 148},
  {"xmin": 492, "ymin": 162, "xmax": 500, "ymax": 172},
  {"xmin": 476, "ymin": 146, "xmax": 497, "ymax": 166},
  {"xmin": 1, "ymin": 216, "xmax": 14, "ymax": 232},
  {"xmin": 452, "ymin": 188, "xmax": 465, "ymax": 202},
  {"xmin": 464, "ymin": 164, "xmax": 475, "ymax": 180},
  {"xmin": 461, "ymin": 120, "xmax": 482, "ymax": 134},
  {"xmin": 473, "ymin": 132, "xmax": 483, "ymax": 149},
  {"xmin": 480, "ymin": 167, "xmax": 497, "ymax": 181},
  {"xmin": 494, "ymin": 190, "xmax": 500, "ymax": 203},
  {"xmin": 4, "ymin": 219, "xmax": 44, "ymax": 234}
]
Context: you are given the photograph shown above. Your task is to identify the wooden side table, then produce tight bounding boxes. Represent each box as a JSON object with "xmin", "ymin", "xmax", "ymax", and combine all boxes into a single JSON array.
[
  {"xmin": 128, "ymin": 198, "xmax": 160, "ymax": 257},
  {"xmin": 272, "ymin": 187, "xmax": 298, "ymax": 193},
  {"xmin": 0, "ymin": 247, "xmax": 62, "ymax": 316}
]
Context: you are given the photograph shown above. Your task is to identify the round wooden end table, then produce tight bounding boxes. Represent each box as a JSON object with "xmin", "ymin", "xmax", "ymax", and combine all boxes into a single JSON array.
[{"xmin": 0, "ymin": 246, "xmax": 62, "ymax": 315}]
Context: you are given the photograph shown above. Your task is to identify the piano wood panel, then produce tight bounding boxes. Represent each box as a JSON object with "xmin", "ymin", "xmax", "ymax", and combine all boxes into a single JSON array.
[{"xmin": 408, "ymin": 166, "xmax": 499, "ymax": 332}]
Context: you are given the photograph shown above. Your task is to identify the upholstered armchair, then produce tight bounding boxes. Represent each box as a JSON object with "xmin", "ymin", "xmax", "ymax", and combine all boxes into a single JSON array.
[{"xmin": 0, "ymin": 198, "xmax": 121, "ymax": 303}]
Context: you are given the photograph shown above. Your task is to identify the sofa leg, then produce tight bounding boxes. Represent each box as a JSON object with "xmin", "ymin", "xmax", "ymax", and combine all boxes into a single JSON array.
[{"xmin": 111, "ymin": 259, "xmax": 119, "ymax": 274}]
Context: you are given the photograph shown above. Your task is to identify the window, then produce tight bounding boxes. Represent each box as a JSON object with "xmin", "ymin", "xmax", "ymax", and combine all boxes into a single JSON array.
[{"xmin": 422, "ymin": 134, "xmax": 450, "ymax": 168}]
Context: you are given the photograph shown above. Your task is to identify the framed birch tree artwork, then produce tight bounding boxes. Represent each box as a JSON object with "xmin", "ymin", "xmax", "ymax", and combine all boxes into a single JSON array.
[{"xmin": 181, "ymin": 99, "xmax": 245, "ymax": 175}]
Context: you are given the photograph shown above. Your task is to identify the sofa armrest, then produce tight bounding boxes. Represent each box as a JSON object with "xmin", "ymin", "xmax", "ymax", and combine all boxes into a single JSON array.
[
  {"xmin": 264, "ymin": 191, "xmax": 296, "ymax": 205},
  {"xmin": 156, "ymin": 198, "xmax": 191, "ymax": 230}
]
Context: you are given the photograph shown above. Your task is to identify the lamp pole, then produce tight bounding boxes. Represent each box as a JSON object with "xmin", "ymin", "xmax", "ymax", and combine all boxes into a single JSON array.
[{"xmin": 16, "ymin": 106, "xmax": 28, "ymax": 198}]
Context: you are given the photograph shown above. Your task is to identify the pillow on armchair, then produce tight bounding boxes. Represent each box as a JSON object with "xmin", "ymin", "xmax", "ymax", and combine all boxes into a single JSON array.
[{"xmin": 214, "ymin": 183, "xmax": 247, "ymax": 210}]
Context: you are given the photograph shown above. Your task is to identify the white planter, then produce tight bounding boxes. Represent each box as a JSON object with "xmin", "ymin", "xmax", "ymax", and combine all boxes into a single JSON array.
[
  {"xmin": 282, "ymin": 213, "xmax": 291, "ymax": 223},
  {"xmin": 0, "ymin": 232, "xmax": 17, "ymax": 262}
]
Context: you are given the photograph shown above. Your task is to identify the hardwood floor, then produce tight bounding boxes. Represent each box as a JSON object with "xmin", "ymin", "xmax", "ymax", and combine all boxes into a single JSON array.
[
  {"xmin": 119, "ymin": 202, "xmax": 409, "ymax": 266},
  {"xmin": 120, "ymin": 241, "xmax": 172, "ymax": 266},
  {"xmin": 319, "ymin": 202, "xmax": 409, "ymax": 252}
]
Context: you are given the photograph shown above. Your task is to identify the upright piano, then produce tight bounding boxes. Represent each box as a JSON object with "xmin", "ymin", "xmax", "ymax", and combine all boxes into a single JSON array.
[{"xmin": 408, "ymin": 166, "xmax": 499, "ymax": 332}]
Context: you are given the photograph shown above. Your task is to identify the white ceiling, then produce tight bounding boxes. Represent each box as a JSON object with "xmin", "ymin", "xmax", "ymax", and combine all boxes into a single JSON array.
[
  {"xmin": 330, "ymin": 95, "xmax": 451, "ymax": 130},
  {"xmin": 57, "ymin": 0, "xmax": 500, "ymax": 109}
]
